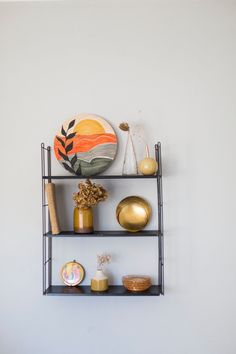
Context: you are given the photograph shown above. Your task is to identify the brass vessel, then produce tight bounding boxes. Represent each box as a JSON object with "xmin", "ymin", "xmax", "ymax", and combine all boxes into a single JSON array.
[{"xmin": 116, "ymin": 196, "xmax": 151, "ymax": 232}]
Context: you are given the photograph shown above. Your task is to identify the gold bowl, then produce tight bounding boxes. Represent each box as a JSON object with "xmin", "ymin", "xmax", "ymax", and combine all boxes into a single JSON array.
[
  {"xmin": 116, "ymin": 196, "xmax": 151, "ymax": 232},
  {"xmin": 122, "ymin": 275, "xmax": 152, "ymax": 292}
]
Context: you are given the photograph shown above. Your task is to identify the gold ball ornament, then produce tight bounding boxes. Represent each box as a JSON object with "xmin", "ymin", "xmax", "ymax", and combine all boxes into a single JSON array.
[
  {"xmin": 139, "ymin": 157, "xmax": 158, "ymax": 175},
  {"xmin": 116, "ymin": 196, "xmax": 151, "ymax": 232}
]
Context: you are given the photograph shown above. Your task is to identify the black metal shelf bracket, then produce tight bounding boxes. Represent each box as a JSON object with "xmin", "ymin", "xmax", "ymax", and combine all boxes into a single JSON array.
[{"xmin": 41, "ymin": 142, "xmax": 164, "ymax": 296}]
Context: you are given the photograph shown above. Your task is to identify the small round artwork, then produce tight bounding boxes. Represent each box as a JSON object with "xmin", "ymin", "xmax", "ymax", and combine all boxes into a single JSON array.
[
  {"xmin": 54, "ymin": 114, "xmax": 118, "ymax": 176},
  {"xmin": 61, "ymin": 261, "xmax": 85, "ymax": 286}
]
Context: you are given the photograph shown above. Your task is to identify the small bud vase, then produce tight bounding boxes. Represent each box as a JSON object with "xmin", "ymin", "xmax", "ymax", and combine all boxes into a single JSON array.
[
  {"xmin": 122, "ymin": 130, "xmax": 138, "ymax": 175},
  {"xmin": 73, "ymin": 207, "xmax": 94, "ymax": 234},
  {"xmin": 91, "ymin": 269, "xmax": 108, "ymax": 292}
]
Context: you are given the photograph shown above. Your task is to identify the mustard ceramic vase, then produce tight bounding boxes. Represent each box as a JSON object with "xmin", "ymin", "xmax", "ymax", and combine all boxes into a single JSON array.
[
  {"xmin": 74, "ymin": 207, "xmax": 94, "ymax": 233},
  {"xmin": 91, "ymin": 270, "xmax": 108, "ymax": 292}
]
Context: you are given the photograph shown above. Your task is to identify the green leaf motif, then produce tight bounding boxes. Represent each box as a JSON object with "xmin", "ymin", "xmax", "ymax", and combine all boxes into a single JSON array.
[
  {"xmin": 74, "ymin": 160, "xmax": 81, "ymax": 175},
  {"xmin": 70, "ymin": 154, "xmax": 77, "ymax": 168},
  {"xmin": 68, "ymin": 119, "xmax": 75, "ymax": 130},
  {"xmin": 61, "ymin": 125, "xmax": 66, "ymax": 137},
  {"xmin": 65, "ymin": 141, "xmax": 73, "ymax": 153},
  {"xmin": 58, "ymin": 149, "xmax": 69, "ymax": 161},
  {"xmin": 67, "ymin": 132, "xmax": 76, "ymax": 140},
  {"xmin": 62, "ymin": 163, "xmax": 75, "ymax": 174},
  {"xmin": 75, "ymin": 166, "xmax": 81, "ymax": 175},
  {"xmin": 56, "ymin": 136, "xmax": 65, "ymax": 147}
]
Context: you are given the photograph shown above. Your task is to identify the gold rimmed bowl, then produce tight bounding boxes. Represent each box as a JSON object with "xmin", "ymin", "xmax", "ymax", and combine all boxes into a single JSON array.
[{"xmin": 116, "ymin": 196, "xmax": 151, "ymax": 232}]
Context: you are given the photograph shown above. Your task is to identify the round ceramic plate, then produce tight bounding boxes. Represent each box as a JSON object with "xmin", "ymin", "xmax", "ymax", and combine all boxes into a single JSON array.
[
  {"xmin": 116, "ymin": 196, "xmax": 151, "ymax": 232},
  {"xmin": 54, "ymin": 114, "xmax": 118, "ymax": 176},
  {"xmin": 61, "ymin": 261, "xmax": 85, "ymax": 286}
]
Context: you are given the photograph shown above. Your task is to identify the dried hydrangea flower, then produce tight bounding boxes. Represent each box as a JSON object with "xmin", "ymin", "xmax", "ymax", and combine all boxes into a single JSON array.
[{"xmin": 73, "ymin": 179, "xmax": 108, "ymax": 209}]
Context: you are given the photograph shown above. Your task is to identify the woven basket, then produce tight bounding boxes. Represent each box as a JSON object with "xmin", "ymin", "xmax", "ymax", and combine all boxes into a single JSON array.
[{"xmin": 122, "ymin": 275, "xmax": 152, "ymax": 292}]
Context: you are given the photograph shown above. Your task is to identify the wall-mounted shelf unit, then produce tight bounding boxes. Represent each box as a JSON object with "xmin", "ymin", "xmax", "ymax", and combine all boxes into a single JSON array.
[{"xmin": 41, "ymin": 142, "xmax": 164, "ymax": 296}]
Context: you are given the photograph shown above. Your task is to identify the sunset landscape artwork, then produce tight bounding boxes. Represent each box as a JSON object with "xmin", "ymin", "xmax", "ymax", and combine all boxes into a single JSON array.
[{"xmin": 54, "ymin": 114, "xmax": 118, "ymax": 176}]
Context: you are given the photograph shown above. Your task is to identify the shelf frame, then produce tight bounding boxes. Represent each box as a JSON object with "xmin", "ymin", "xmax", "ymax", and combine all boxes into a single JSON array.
[
  {"xmin": 43, "ymin": 174, "xmax": 157, "ymax": 180},
  {"xmin": 41, "ymin": 142, "xmax": 164, "ymax": 296},
  {"xmin": 44, "ymin": 230, "xmax": 160, "ymax": 237},
  {"xmin": 45, "ymin": 285, "xmax": 161, "ymax": 296}
]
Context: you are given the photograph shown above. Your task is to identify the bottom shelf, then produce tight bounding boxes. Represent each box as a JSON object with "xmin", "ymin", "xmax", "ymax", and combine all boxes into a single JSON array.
[{"xmin": 45, "ymin": 285, "xmax": 161, "ymax": 296}]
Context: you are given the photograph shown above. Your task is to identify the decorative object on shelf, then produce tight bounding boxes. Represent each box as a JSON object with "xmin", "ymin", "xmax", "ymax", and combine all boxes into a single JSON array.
[
  {"xmin": 119, "ymin": 122, "xmax": 138, "ymax": 175},
  {"xmin": 122, "ymin": 275, "xmax": 152, "ymax": 292},
  {"xmin": 54, "ymin": 114, "xmax": 118, "ymax": 177},
  {"xmin": 74, "ymin": 207, "xmax": 93, "ymax": 234},
  {"xmin": 116, "ymin": 196, "xmax": 151, "ymax": 232},
  {"xmin": 73, "ymin": 179, "xmax": 108, "ymax": 233},
  {"xmin": 91, "ymin": 254, "xmax": 111, "ymax": 292},
  {"xmin": 61, "ymin": 260, "xmax": 85, "ymax": 286},
  {"xmin": 45, "ymin": 183, "xmax": 60, "ymax": 234},
  {"xmin": 138, "ymin": 144, "xmax": 158, "ymax": 176}
]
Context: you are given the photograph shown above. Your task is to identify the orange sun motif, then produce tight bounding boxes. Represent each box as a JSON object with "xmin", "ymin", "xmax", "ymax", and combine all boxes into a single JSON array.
[{"xmin": 74, "ymin": 119, "xmax": 105, "ymax": 135}]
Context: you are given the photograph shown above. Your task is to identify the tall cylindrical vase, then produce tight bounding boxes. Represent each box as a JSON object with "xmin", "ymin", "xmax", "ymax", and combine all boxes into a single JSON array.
[
  {"xmin": 122, "ymin": 131, "xmax": 138, "ymax": 175},
  {"xmin": 74, "ymin": 207, "xmax": 94, "ymax": 234}
]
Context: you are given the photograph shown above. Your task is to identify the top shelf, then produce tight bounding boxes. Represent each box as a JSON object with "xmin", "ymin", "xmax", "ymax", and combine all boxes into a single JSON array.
[{"xmin": 43, "ymin": 174, "xmax": 158, "ymax": 180}]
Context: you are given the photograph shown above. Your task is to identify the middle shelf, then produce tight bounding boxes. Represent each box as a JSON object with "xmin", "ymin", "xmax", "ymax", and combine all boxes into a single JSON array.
[{"xmin": 44, "ymin": 230, "xmax": 161, "ymax": 238}]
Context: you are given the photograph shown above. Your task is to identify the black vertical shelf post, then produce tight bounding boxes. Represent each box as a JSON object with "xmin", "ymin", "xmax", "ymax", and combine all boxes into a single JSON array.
[
  {"xmin": 41, "ymin": 142, "xmax": 164, "ymax": 296},
  {"xmin": 41, "ymin": 143, "xmax": 52, "ymax": 294},
  {"xmin": 41, "ymin": 143, "xmax": 46, "ymax": 294},
  {"xmin": 47, "ymin": 146, "xmax": 52, "ymax": 291},
  {"xmin": 156, "ymin": 143, "xmax": 164, "ymax": 295}
]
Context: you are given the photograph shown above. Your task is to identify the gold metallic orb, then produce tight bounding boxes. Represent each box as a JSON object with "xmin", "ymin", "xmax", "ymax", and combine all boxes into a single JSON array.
[
  {"xmin": 116, "ymin": 196, "xmax": 151, "ymax": 232},
  {"xmin": 138, "ymin": 157, "xmax": 158, "ymax": 176}
]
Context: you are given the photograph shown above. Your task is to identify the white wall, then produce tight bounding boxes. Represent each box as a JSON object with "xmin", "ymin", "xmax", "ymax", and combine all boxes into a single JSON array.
[{"xmin": 1, "ymin": 1, "xmax": 236, "ymax": 354}]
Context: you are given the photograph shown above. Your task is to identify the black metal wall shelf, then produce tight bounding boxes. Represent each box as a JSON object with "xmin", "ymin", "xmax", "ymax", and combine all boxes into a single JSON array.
[
  {"xmin": 44, "ymin": 230, "xmax": 161, "ymax": 237},
  {"xmin": 41, "ymin": 142, "xmax": 164, "ymax": 297},
  {"xmin": 43, "ymin": 175, "xmax": 157, "ymax": 180},
  {"xmin": 46, "ymin": 285, "xmax": 161, "ymax": 296}
]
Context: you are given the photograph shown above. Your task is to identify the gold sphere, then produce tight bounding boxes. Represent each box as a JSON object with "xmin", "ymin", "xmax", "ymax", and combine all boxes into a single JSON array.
[
  {"xmin": 139, "ymin": 158, "xmax": 158, "ymax": 175},
  {"xmin": 116, "ymin": 196, "xmax": 151, "ymax": 232}
]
